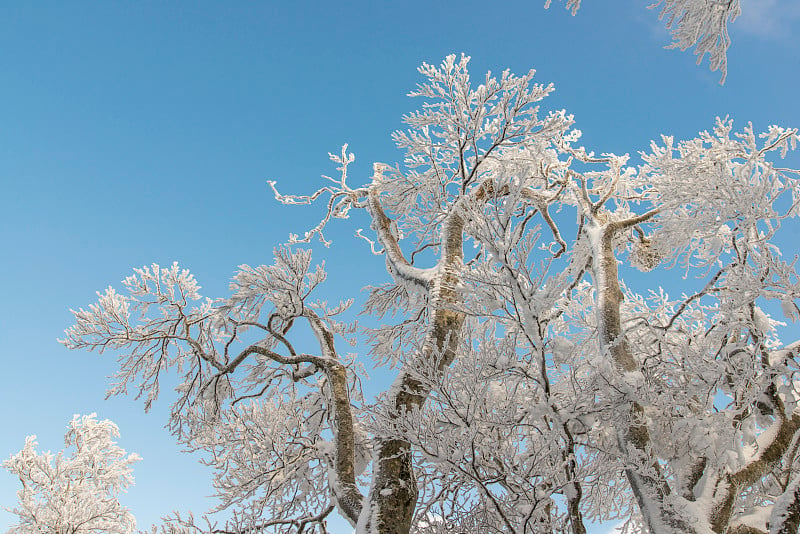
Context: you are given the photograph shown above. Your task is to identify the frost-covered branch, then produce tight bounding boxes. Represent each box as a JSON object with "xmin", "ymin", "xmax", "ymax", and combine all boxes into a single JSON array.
[
  {"xmin": 62, "ymin": 248, "xmax": 365, "ymax": 532},
  {"xmin": 63, "ymin": 57, "xmax": 800, "ymax": 534},
  {"xmin": 546, "ymin": 0, "xmax": 742, "ymax": 83},
  {"xmin": 367, "ymin": 165, "xmax": 436, "ymax": 289},
  {"xmin": 654, "ymin": 0, "xmax": 740, "ymax": 83},
  {"xmin": 3, "ymin": 415, "xmax": 140, "ymax": 534}
]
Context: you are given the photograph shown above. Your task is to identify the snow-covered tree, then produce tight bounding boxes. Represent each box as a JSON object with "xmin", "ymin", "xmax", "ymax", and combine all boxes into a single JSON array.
[
  {"xmin": 3, "ymin": 414, "xmax": 140, "ymax": 534},
  {"xmin": 547, "ymin": 0, "xmax": 741, "ymax": 82},
  {"xmin": 62, "ymin": 55, "xmax": 800, "ymax": 534}
]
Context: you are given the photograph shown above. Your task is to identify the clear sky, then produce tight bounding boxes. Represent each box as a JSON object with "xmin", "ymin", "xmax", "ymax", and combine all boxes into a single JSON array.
[{"xmin": 1, "ymin": 1, "xmax": 799, "ymax": 532}]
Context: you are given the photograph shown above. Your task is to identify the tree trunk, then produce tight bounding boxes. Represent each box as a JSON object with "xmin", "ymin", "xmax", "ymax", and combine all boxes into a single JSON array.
[
  {"xmin": 589, "ymin": 220, "xmax": 698, "ymax": 534},
  {"xmin": 360, "ymin": 214, "xmax": 466, "ymax": 533}
]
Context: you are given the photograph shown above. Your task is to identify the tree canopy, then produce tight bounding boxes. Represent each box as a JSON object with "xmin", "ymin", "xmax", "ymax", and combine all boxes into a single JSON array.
[
  {"xmin": 61, "ymin": 54, "xmax": 800, "ymax": 533},
  {"xmin": 4, "ymin": 414, "xmax": 140, "ymax": 534}
]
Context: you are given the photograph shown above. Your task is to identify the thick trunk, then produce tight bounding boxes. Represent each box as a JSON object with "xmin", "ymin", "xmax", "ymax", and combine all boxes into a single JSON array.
[
  {"xmin": 590, "ymin": 221, "xmax": 800, "ymax": 534},
  {"xmin": 361, "ymin": 211, "xmax": 466, "ymax": 533},
  {"xmin": 365, "ymin": 438, "xmax": 419, "ymax": 534},
  {"xmin": 365, "ymin": 300, "xmax": 465, "ymax": 533},
  {"xmin": 589, "ymin": 222, "xmax": 698, "ymax": 534}
]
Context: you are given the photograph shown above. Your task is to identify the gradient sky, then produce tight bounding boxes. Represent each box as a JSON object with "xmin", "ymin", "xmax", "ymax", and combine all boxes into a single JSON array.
[{"xmin": 2, "ymin": 1, "xmax": 800, "ymax": 532}]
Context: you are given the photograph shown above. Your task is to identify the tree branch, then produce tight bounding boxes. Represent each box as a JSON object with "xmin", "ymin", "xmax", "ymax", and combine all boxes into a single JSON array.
[{"xmin": 367, "ymin": 173, "xmax": 435, "ymax": 289}]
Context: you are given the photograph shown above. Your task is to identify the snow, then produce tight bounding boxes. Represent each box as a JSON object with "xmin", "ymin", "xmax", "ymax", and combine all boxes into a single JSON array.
[
  {"xmin": 770, "ymin": 475, "xmax": 800, "ymax": 534},
  {"xmin": 734, "ymin": 505, "xmax": 771, "ymax": 533},
  {"xmin": 55, "ymin": 53, "xmax": 800, "ymax": 534}
]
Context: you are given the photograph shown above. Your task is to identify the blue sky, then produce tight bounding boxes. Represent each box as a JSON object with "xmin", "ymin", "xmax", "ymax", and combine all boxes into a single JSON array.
[{"xmin": 1, "ymin": 1, "xmax": 799, "ymax": 532}]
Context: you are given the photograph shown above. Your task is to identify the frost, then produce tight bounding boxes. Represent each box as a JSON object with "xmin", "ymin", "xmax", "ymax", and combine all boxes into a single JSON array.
[
  {"xmin": 547, "ymin": 0, "xmax": 741, "ymax": 82},
  {"xmin": 3, "ymin": 415, "xmax": 140, "ymax": 534},
  {"xmin": 60, "ymin": 57, "xmax": 800, "ymax": 534},
  {"xmin": 770, "ymin": 475, "xmax": 800, "ymax": 534},
  {"xmin": 781, "ymin": 298, "xmax": 800, "ymax": 322}
]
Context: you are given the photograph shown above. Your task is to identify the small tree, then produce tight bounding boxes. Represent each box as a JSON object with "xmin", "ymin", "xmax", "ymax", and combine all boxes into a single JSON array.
[
  {"xmin": 3, "ymin": 414, "xmax": 140, "ymax": 534},
  {"xmin": 62, "ymin": 56, "xmax": 800, "ymax": 534}
]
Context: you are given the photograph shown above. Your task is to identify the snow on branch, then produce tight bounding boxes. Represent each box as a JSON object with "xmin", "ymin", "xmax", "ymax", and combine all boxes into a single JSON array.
[
  {"xmin": 62, "ymin": 56, "xmax": 800, "ymax": 534},
  {"xmin": 61, "ymin": 262, "xmax": 219, "ymax": 410},
  {"xmin": 546, "ymin": 0, "xmax": 742, "ymax": 83},
  {"xmin": 61, "ymin": 249, "xmax": 366, "ymax": 531},
  {"xmin": 268, "ymin": 145, "xmax": 363, "ymax": 247},
  {"xmin": 654, "ymin": 0, "xmax": 740, "ymax": 83},
  {"xmin": 3, "ymin": 414, "xmax": 140, "ymax": 534}
]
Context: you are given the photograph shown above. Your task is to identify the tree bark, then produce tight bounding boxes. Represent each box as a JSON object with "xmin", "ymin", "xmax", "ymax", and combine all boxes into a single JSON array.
[
  {"xmin": 589, "ymin": 219, "xmax": 698, "ymax": 534},
  {"xmin": 361, "ymin": 196, "xmax": 466, "ymax": 533}
]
